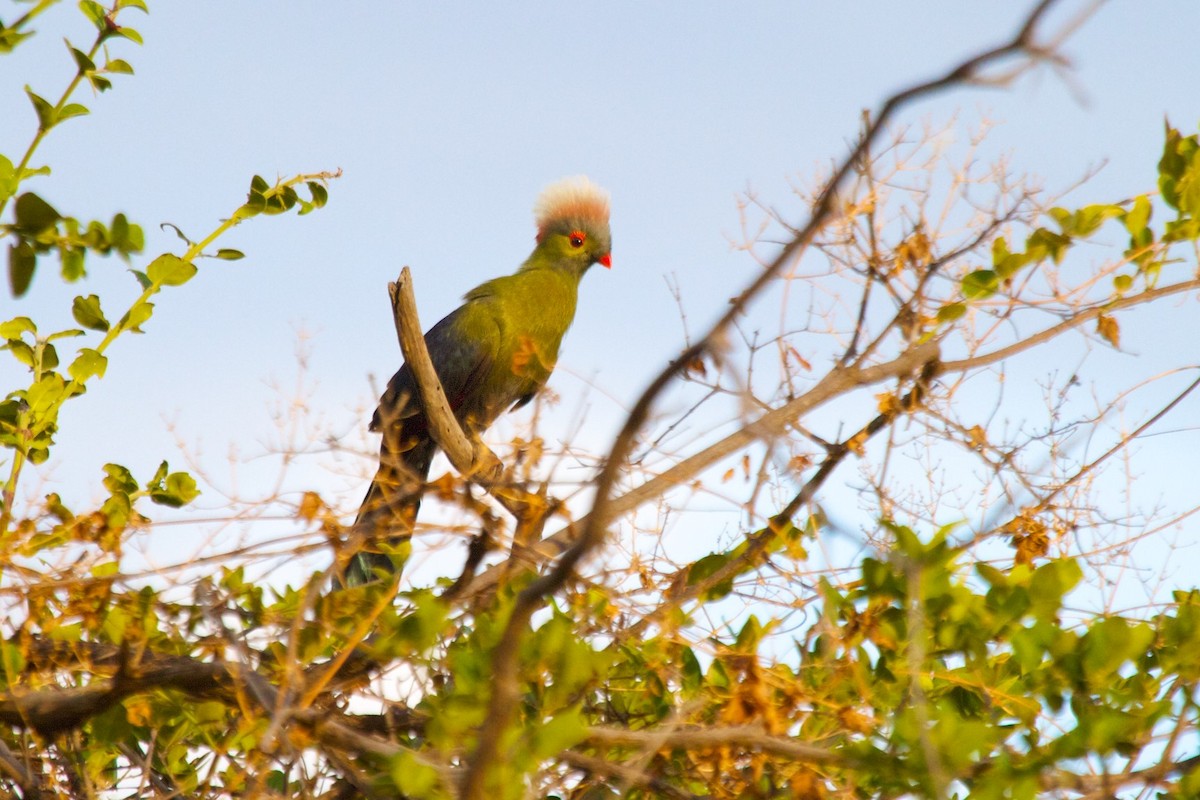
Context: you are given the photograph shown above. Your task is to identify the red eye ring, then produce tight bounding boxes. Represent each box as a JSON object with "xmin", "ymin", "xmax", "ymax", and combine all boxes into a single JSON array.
[{"xmin": 569, "ymin": 230, "xmax": 586, "ymax": 248}]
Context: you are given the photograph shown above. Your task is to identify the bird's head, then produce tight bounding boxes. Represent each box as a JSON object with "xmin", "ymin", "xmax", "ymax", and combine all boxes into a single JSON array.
[{"xmin": 533, "ymin": 176, "xmax": 612, "ymax": 273}]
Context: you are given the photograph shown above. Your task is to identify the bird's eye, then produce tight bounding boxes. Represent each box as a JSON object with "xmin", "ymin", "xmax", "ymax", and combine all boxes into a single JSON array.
[{"xmin": 569, "ymin": 231, "xmax": 586, "ymax": 248}]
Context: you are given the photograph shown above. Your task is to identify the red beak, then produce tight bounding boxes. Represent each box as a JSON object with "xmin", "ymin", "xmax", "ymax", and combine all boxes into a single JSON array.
[{"xmin": 598, "ymin": 253, "xmax": 612, "ymax": 269}]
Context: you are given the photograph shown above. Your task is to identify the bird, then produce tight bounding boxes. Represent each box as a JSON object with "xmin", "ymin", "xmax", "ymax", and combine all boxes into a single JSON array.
[{"xmin": 344, "ymin": 176, "xmax": 613, "ymax": 586}]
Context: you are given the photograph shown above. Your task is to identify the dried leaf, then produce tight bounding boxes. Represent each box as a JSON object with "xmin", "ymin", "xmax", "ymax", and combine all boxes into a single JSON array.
[
  {"xmin": 966, "ymin": 425, "xmax": 988, "ymax": 450},
  {"xmin": 1004, "ymin": 509, "xmax": 1050, "ymax": 565},
  {"xmin": 876, "ymin": 392, "xmax": 902, "ymax": 415},
  {"xmin": 837, "ymin": 706, "xmax": 875, "ymax": 734},
  {"xmin": 721, "ymin": 468, "xmax": 735, "ymax": 483},
  {"xmin": 1097, "ymin": 313, "xmax": 1120, "ymax": 348},
  {"xmin": 788, "ymin": 454, "xmax": 813, "ymax": 472},
  {"xmin": 846, "ymin": 431, "xmax": 868, "ymax": 456},
  {"xmin": 297, "ymin": 491, "xmax": 322, "ymax": 522},
  {"xmin": 428, "ymin": 472, "xmax": 458, "ymax": 502},
  {"xmin": 786, "ymin": 345, "xmax": 812, "ymax": 371},
  {"xmin": 894, "ymin": 228, "xmax": 932, "ymax": 273}
]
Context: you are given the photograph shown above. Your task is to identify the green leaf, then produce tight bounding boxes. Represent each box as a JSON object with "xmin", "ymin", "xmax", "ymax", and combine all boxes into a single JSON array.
[
  {"xmin": 62, "ymin": 247, "xmax": 86, "ymax": 281},
  {"xmin": 24, "ymin": 85, "xmax": 56, "ymax": 130},
  {"xmin": 1123, "ymin": 196, "xmax": 1151, "ymax": 238},
  {"xmin": 1026, "ymin": 227, "xmax": 1072, "ymax": 264},
  {"xmin": 120, "ymin": 300, "xmax": 153, "ymax": 333},
  {"xmin": 6, "ymin": 339, "xmax": 34, "ymax": 368},
  {"xmin": 0, "ymin": 28, "xmax": 35, "ymax": 55},
  {"xmin": 68, "ymin": 348, "xmax": 107, "ymax": 381},
  {"xmin": 78, "ymin": 0, "xmax": 108, "ymax": 30},
  {"xmin": 529, "ymin": 706, "xmax": 588, "ymax": 760},
  {"xmin": 735, "ymin": 615, "xmax": 765, "ymax": 652},
  {"xmin": 71, "ymin": 294, "xmax": 109, "ymax": 331},
  {"xmin": 57, "ymin": 103, "xmax": 89, "ymax": 121},
  {"xmin": 0, "ymin": 317, "xmax": 36, "ymax": 339},
  {"xmin": 103, "ymin": 463, "xmax": 138, "ymax": 496},
  {"xmin": 105, "ymin": 58, "xmax": 134, "ymax": 74},
  {"xmin": 1, "ymin": 641, "xmax": 26, "ymax": 679},
  {"xmin": 46, "ymin": 329, "xmax": 85, "ymax": 342},
  {"xmin": 214, "ymin": 248, "xmax": 244, "ymax": 261},
  {"xmin": 1112, "ymin": 274, "xmax": 1133, "ymax": 294},
  {"xmin": 117, "ymin": 0, "xmax": 149, "ymax": 11},
  {"xmin": 962, "ymin": 269, "xmax": 999, "ymax": 300},
  {"xmin": 0, "ymin": 154, "xmax": 14, "ymax": 205},
  {"xmin": 937, "ymin": 302, "xmax": 966, "ymax": 323},
  {"xmin": 40, "ymin": 342, "xmax": 59, "ymax": 371},
  {"xmin": 1047, "ymin": 206, "xmax": 1071, "ymax": 232},
  {"xmin": 389, "ymin": 751, "xmax": 440, "ymax": 797},
  {"xmin": 19, "ymin": 164, "xmax": 51, "ymax": 182},
  {"xmin": 307, "ymin": 181, "xmax": 328, "ymax": 208},
  {"xmin": 8, "ymin": 241, "xmax": 36, "ymax": 297},
  {"xmin": 110, "ymin": 213, "xmax": 130, "ymax": 249},
  {"xmin": 1074, "ymin": 204, "xmax": 1123, "ymax": 237},
  {"xmin": 146, "ymin": 253, "xmax": 197, "ymax": 287},
  {"xmin": 112, "ymin": 26, "xmax": 143, "ymax": 45},
  {"xmin": 687, "ymin": 552, "xmax": 733, "ymax": 601},
  {"xmin": 68, "ymin": 44, "xmax": 96, "ymax": 73},
  {"xmin": 129, "ymin": 269, "xmax": 151, "ymax": 290},
  {"xmin": 14, "ymin": 192, "xmax": 60, "ymax": 232},
  {"xmin": 149, "ymin": 470, "xmax": 200, "ymax": 507}
]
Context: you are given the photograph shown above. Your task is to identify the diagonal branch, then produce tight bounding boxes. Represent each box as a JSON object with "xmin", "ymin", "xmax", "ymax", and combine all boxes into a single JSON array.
[
  {"xmin": 388, "ymin": 267, "xmax": 478, "ymax": 474},
  {"xmin": 389, "ymin": 268, "xmax": 555, "ymax": 535}
]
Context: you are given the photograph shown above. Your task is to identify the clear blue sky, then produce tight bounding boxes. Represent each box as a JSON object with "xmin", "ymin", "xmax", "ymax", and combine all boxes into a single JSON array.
[{"xmin": 3, "ymin": 2, "xmax": 1200, "ymax": 582}]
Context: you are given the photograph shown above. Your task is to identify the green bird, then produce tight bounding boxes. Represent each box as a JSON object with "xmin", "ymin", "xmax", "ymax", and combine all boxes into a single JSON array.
[{"xmin": 345, "ymin": 176, "xmax": 613, "ymax": 585}]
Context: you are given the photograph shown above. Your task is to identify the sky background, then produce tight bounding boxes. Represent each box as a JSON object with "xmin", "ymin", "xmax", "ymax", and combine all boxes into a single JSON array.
[{"xmin": 3, "ymin": 1, "xmax": 1200, "ymax": 585}]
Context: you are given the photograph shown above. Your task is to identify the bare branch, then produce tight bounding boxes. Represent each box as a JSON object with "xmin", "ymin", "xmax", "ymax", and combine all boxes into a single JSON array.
[{"xmin": 389, "ymin": 267, "xmax": 482, "ymax": 474}]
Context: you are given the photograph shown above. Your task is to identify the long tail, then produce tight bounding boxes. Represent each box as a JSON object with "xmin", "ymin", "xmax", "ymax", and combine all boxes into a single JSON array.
[{"xmin": 343, "ymin": 435, "xmax": 436, "ymax": 586}]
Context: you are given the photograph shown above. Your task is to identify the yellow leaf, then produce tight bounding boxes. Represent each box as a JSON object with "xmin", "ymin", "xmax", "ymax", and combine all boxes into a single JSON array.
[
  {"xmin": 1097, "ymin": 314, "xmax": 1120, "ymax": 348},
  {"xmin": 846, "ymin": 431, "xmax": 868, "ymax": 456},
  {"xmin": 125, "ymin": 698, "xmax": 154, "ymax": 727},
  {"xmin": 966, "ymin": 425, "xmax": 988, "ymax": 450},
  {"xmin": 1004, "ymin": 509, "xmax": 1050, "ymax": 565},
  {"xmin": 721, "ymin": 468, "xmax": 735, "ymax": 483},
  {"xmin": 837, "ymin": 706, "xmax": 875, "ymax": 734},
  {"xmin": 894, "ymin": 228, "xmax": 932, "ymax": 273},
  {"xmin": 297, "ymin": 491, "xmax": 323, "ymax": 522},
  {"xmin": 876, "ymin": 392, "xmax": 901, "ymax": 415}
]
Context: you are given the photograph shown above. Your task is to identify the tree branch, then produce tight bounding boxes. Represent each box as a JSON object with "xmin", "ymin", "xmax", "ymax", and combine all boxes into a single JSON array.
[
  {"xmin": 388, "ymin": 267, "xmax": 478, "ymax": 474},
  {"xmin": 389, "ymin": 268, "xmax": 556, "ymax": 540}
]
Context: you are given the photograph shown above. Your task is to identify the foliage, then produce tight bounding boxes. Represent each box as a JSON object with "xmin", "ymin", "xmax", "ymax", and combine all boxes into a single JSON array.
[{"xmin": 1, "ymin": 3, "xmax": 1199, "ymax": 800}]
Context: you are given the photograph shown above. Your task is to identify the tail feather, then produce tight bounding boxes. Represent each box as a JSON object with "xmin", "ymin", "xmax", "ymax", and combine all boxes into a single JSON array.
[{"xmin": 343, "ymin": 435, "xmax": 436, "ymax": 587}]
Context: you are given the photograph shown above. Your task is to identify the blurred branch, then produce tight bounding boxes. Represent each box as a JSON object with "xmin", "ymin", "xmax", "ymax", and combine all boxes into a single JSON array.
[
  {"xmin": 2, "ymin": 637, "xmax": 423, "ymax": 789},
  {"xmin": 0, "ymin": 737, "xmax": 41, "ymax": 800},
  {"xmin": 584, "ymin": 724, "xmax": 849, "ymax": 766}
]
